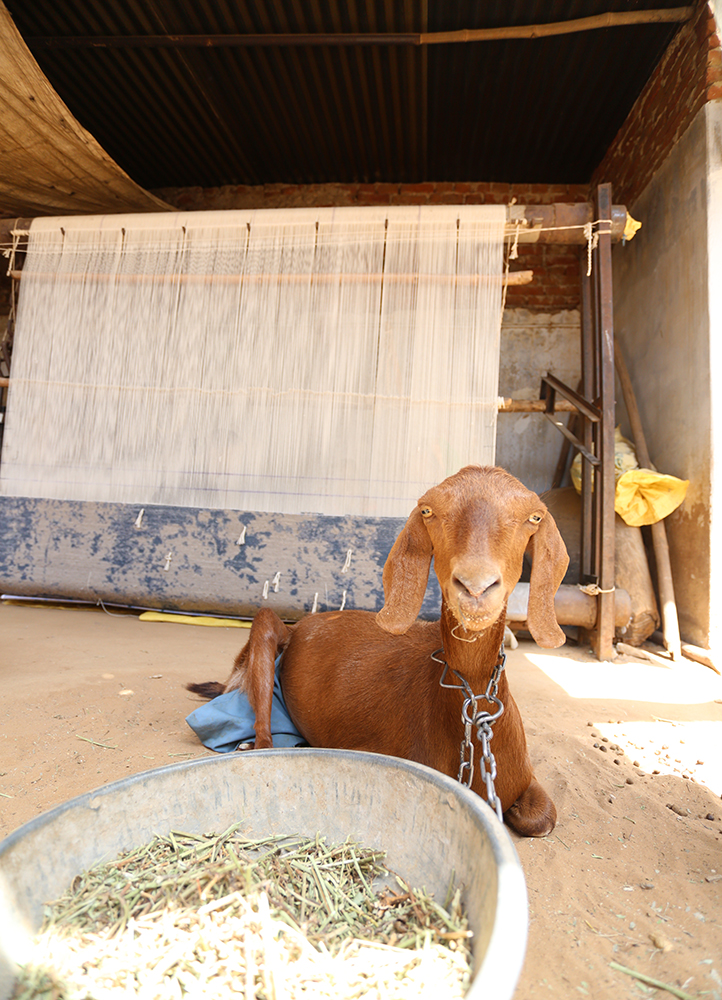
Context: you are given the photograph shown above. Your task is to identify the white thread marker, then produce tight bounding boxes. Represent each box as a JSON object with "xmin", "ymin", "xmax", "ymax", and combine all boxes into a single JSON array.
[
  {"xmin": 272, "ymin": 571, "xmax": 281, "ymax": 593},
  {"xmin": 311, "ymin": 592, "xmax": 319, "ymax": 614},
  {"xmin": 339, "ymin": 590, "xmax": 347, "ymax": 611},
  {"xmin": 342, "ymin": 549, "xmax": 353, "ymax": 573},
  {"xmin": 236, "ymin": 525, "xmax": 247, "ymax": 545},
  {"xmin": 134, "ymin": 508, "xmax": 145, "ymax": 528},
  {"xmin": 262, "ymin": 580, "xmax": 269, "ymax": 600},
  {"xmin": 163, "ymin": 551, "xmax": 173, "ymax": 571}
]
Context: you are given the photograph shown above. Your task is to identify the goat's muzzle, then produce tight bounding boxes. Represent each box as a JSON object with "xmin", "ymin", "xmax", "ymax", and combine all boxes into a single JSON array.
[{"xmin": 448, "ymin": 568, "xmax": 506, "ymax": 631}]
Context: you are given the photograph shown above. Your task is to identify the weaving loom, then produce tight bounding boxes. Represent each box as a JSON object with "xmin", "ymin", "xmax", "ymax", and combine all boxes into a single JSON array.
[
  {"xmin": 0, "ymin": 206, "xmax": 507, "ymax": 616},
  {"xmin": 0, "ymin": 194, "xmax": 629, "ymax": 657}
]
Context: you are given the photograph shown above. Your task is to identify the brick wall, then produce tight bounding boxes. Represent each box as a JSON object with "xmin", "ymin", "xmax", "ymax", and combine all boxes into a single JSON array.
[
  {"xmin": 154, "ymin": 180, "xmax": 589, "ymax": 311},
  {"xmin": 592, "ymin": 2, "xmax": 722, "ymax": 206}
]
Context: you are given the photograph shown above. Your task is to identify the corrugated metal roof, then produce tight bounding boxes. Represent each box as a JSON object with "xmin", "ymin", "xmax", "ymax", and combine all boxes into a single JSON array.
[{"xmin": 3, "ymin": 1, "xmax": 690, "ymax": 188}]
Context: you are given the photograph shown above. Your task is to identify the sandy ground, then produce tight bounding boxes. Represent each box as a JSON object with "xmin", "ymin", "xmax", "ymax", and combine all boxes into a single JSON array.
[{"xmin": 1, "ymin": 601, "xmax": 721, "ymax": 999}]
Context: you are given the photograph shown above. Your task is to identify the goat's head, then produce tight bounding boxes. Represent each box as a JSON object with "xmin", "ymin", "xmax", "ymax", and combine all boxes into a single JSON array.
[{"xmin": 376, "ymin": 465, "xmax": 569, "ymax": 648}]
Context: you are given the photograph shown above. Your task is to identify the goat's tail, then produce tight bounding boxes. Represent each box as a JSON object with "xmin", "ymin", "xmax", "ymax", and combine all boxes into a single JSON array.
[{"xmin": 186, "ymin": 680, "xmax": 225, "ymax": 700}]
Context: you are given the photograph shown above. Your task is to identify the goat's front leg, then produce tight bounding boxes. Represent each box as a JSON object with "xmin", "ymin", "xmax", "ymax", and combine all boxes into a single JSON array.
[
  {"xmin": 228, "ymin": 608, "xmax": 291, "ymax": 750},
  {"xmin": 503, "ymin": 776, "xmax": 557, "ymax": 838}
]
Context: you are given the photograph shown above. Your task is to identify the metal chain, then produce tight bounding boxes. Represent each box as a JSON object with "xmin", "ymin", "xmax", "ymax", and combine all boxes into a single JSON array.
[{"xmin": 433, "ymin": 644, "xmax": 507, "ymax": 823}]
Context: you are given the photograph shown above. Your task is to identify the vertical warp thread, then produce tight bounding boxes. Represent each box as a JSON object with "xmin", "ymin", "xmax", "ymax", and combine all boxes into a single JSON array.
[{"xmin": 0, "ymin": 206, "xmax": 507, "ymax": 517}]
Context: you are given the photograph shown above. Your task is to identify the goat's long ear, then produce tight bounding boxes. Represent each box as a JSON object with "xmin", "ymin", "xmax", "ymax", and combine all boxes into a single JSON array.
[
  {"xmin": 376, "ymin": 508, "xmax": 433, "ymax": 635},
  {"xmin": 526, "ymin": 512, "xmax": 569, "ymax": 648}
]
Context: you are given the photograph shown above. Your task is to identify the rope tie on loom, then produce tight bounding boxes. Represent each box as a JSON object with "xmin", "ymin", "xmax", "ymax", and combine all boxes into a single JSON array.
[
  {"xmin": 578, "ymin": 583, "xmax": 616, "ymax": 596},
  {"xmin": 583, "ymin": 222, "xmax": 598, "ymax": 277},
  {"xmin": 500, "ymin": 220, "xmax": 521, "ymax": 320},
  {"xmin": 1, "ymin": 223, "xmax": 26, "ymax": 276}
]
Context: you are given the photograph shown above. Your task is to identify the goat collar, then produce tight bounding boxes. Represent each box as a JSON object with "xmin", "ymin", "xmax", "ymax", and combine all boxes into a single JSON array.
[{"xmin": 432, "ymin": 643, "xmax": 507, "ymax": 822}]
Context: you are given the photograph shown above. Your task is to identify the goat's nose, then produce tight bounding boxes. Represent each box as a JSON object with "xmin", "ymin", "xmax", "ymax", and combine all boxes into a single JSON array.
[{"xmin": 452, "ymin": 571, "xmax": 501, "ymax": 599}]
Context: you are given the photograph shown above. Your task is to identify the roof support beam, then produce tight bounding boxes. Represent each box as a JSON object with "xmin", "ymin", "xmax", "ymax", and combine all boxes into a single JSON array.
[{"xmin": 25, "ymin": 8, "xmax": 695, "ymax": 49}]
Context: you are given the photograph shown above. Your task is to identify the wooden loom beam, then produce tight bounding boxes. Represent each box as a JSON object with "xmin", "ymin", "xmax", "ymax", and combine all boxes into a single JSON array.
[
  {"xmin": 0, "ymin": 203, "xmax": 631, "ymax": 264},
  {"xmin": 7, "ymin": 269, "xmax": 535, "ymax": 286},
  {"xmin": 0, "ymin": 374, "xmax": 577, "ymax": 411}
]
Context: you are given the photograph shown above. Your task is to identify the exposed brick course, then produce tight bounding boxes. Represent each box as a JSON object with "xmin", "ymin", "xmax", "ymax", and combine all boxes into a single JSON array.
[
  {"xmin": 592, "ymin": 2, "xmax": 721, "ymax": 207},
  {"xmin": 153, "ymin": 180, "xmax": 589, "ymax": 309},
  {"xmin": 151, "ymin": 5, "xmax": 722, "ymax": 314}
]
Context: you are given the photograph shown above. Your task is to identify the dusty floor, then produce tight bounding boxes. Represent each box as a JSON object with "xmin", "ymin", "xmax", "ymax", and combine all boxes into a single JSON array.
[{"xmin": 1, "ymin": 601, "xmax": 721, "ymax": 999}]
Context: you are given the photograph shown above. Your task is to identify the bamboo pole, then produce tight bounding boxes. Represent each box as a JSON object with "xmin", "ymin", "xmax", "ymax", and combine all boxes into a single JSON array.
[
  {"xmin": 25, "ymin": 9, "xmax": 694, "ymax": 49},
  {"xmin": 7, "ymin": 269, "xmax": 534, "ymax": 286},
  {"xmin": 498, "ymin": 398, "xmax": 577, "ymax": 412},
  {"xmin": 614, "ymin": 341, "xmax": 682, "ymax": 661},
  {"xmin": 0, "ymin": 376, "xmax": 575, "ymax": 411}
]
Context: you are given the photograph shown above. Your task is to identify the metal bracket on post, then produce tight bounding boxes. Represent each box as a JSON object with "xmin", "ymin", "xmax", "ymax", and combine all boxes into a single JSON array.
[{"xmin": 540, "ymin": 374, "xmax": 601, "ymax": 467}]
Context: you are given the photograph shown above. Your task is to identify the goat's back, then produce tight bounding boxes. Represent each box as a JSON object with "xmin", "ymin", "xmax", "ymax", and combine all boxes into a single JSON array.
[{"xmin": 279, "ymin": 610, "xmax": 444, "ymax": 755}]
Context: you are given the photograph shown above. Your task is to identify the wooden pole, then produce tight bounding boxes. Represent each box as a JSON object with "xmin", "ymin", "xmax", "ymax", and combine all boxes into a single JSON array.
[
  {"xmin": 614, "ymin": 341, "xmax": 682, "ymax": 661},
  {"xmin": 0, "ymin": 377, "xmax": 575, "ymax": 411},
  {"xmin": 7, "ymin": 269, "xmax": 534, "ymax": 286},
  {"xmin": 24, "ymin": 10, "xmax": 694, "ymax": 49},
  {"xmin": 0, "ymin": 205, "xmax": 631, "ymax": 256},
  {"xmin": 506, "ymin": 583, "xmax": 632, "ymax": 630},
  {"xmin": 499, "ymin": 398, "xmax": 577, "ymax": 412}
]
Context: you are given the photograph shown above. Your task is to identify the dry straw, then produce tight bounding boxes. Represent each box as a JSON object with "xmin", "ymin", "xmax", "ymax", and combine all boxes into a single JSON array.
[{"xmin": 14, "ymin": 826, "xmax": 474, "ymax": 999}]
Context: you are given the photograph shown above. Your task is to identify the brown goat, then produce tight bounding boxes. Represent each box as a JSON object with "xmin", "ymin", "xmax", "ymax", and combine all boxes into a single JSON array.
[{"xmin": 188, "ymin": 465, "xmax": 569, "ymax": 837}]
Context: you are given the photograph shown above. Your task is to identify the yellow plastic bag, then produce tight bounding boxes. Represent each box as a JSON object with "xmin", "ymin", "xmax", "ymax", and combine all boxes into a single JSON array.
[
  {"xmin": 614, "ymin": 469, "xmax": 689, "ymax": 526},
  {"xmin": 571, "ymin": 425, "xmax": 688, "ymax": 526}
]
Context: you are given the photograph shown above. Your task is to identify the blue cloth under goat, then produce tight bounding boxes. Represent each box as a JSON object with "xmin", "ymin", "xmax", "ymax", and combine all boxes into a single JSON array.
[{"xmin": 185, "ymin": 654, "xmax": 306, "ymax": 753}]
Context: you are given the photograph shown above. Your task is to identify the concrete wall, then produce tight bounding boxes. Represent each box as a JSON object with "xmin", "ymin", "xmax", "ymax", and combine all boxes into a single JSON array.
[
  {"xmin": 612, "ymin": 106, "xmax": 712, "ymax": 647},
  {"xmin": 705, "ymin": 99, "xmax": 722, "ymax": 656},
  {"xmin": 592, "ymin": 3, "xmax": 722, "ymax": 651},
  {"xmin": 497, "ymin": 309, "xmax": 580, "ymax": 496}
]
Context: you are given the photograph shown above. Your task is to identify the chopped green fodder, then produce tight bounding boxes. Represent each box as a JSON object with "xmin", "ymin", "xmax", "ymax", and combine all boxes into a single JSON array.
[{"xmin": 13, "ymin": 827, "xmax": 474, "ymax": 999}]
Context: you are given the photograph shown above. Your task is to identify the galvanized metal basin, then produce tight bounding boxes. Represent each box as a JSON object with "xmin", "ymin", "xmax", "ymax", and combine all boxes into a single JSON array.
[{"xmin": 0, "ymin": 749, "xmax": 528, "ymax": 998}]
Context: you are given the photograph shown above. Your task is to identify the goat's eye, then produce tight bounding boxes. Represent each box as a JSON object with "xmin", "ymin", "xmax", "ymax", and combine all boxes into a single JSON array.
[
  {"xmin": 420, "ymin": 506, "xmax": 433, "ymax": 518},
  {"xmin": 528, "ymin": 512, "xmax": 543, "ymax": 524}
]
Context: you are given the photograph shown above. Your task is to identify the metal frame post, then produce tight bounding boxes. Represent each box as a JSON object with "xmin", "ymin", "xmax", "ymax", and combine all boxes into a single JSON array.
[{"xmin": 591, "ymin": 183, "xmax": 616, "ymax": 659}]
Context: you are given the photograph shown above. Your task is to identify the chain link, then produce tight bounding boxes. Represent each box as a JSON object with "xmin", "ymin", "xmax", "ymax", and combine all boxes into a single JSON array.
[{"xmin": 433, "ymin": 644, "xmax": 507, "ymax": 822}]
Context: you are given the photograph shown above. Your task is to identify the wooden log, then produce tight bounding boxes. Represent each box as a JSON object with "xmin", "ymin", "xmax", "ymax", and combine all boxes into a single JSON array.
[
  {"xmin": 507, "ymin": 582, "xmax": 631, "ymax": 629},
  {"xmin": 680, "ymin": 643, "xmax": 719, "ymax": 674},
  {"xmin": 7, "ymin": 268, "xmax": 534, "ymax": 285},
  {"xmin": 543, "ymin": 486, "xmax": 659, "ymax": 644},
  {"xmin": 615, "ymin": 641, "xmax": 673, "ymax": 667},
  {"xmin": 507, "ymin": 203, "xmax": 628, "ymax": 245},
  {"xmin": 498, "ymin": 398, "xmax": 577, "ymax": 412},
  {"xmin": 0, "ymin": 205, "xmax": 631, "ymax": 258},
  {"xmin": 651, "ymin": 633, "xmax": 719, "ymax": 673},
  {"xmin": 614, "ymin": 342, "xmax": 682, "ymax": 661},
  {"xmin": 615, "ymin": 516, "xmax": 660, "ymax": 645}
]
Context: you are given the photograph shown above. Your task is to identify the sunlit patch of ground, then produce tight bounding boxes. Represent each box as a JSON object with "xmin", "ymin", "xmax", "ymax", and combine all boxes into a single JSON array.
[{"xmin": 524, "ymin": 647, "xmax": 722, "ymax": 796}]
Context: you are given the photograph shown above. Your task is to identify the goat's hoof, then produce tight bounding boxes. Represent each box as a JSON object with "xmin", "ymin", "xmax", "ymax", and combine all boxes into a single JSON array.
[
  {"xmin": 504, "ymin": 779, "xmax": 557, "ymax": 838},
  {"xmin": 237, "ymin": 735, "xmax": 274, "ymax": 751}
]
